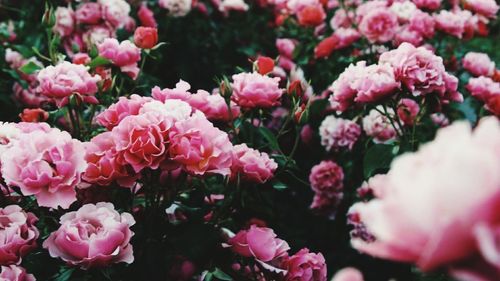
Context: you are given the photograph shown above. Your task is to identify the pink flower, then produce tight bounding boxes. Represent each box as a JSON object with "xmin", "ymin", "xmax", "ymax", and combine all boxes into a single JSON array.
[
  {"xmin": 359, "ymin": 9, "xmax": 398, "ymax": 43},
  {"xmin": 462, "ymin": 52, "xmax": 495, "ymax": 77},
  {"xmin": 331, "ymin": 268, "xmax": 364, "ymax": 281},
  {"xmin": 297, "ymin": 5, "xmax": 326, "ymax": 27},
  {"xmin": 231, "ymin": 144, "xmax": 277, "ymax": 183},
  {"xmin": 411, "ymin": 0, "xmax": 441, "ymax": 10},
  {"xmin": 362, "ymin": 107, "xmax": 400, "ymax": 143},
  {"xmin": 393, "ymin": 25, "xmax": 423, "ymax": 47},
  {"xmin": 231, "ymin": 72, "xmax": 284, "ymax": 108},
  {"xmin": 283, "ymin": 249, "xmax": 327, "ymax": 281},
  {"xmin": 310, "ymin": 193, "xmax": 343, "ymax": 218},
  {"xmin": 218, "ymin": 0, "xmax": 250, "ymax": 13},
  {"xmin": 350, "ymin": 117, "xmax": 500, "ymax": 280},
  {"xmin": 464, "ymin": 0, "xmax": 499, "ymax": 19},
  {"xmin": 82, "ymin": 25, "xmax": 114, "ymax": 48},
  {"xmin": 408, "ymin": 10, "xmax": 435, "ymax": 39},
  {"xmin": 434, "ymin": 9, "xmax": 474, "ymax": 38},
  {"xmin": 134, "ymin": 27, "xmax": 158, "ymax": 49},
  {"xmin": 0, "ymin": 266, "xmax": 36, "ymax": 281},
  {"xmin": 138, "ymin": 3, "xmax": 158, "ymax": 27},
  {"xmin": 227, "ymin": 225, "xmax": 290, "ymax": 262},
  {"xmin": 43, "ymin": 203, "xmax": 135, "ymax": 269},
  {"xmin": 98, "ymin": 38, "xmax": 141, "ymax": 80},
  {"xmin": 319, "ymin": 116, "xmax": 361, "ymax": 151},
  {"xmin": 397, "ymin": 98, "xmax": 420, "ymax": 126},
  {"xmin": 159, "ymin": 0, "xmax": 193, "ymax": 17},
  {"xmin": 355, "ymin": 0, "xmax": 388, "ymax": 23},
  {"xmin": 430, "ymin": 112, "xmax": 450, "ymax": 127},
  {"xmin": 379, "ymin": 43, "xmax": 449, "ymax": 96},
  {"xmin": 1, "ymin": 128, "xmax": 86, "ymax": 209},
  {"xmin": 330, "ymin": 9, "xmax": 353, "ymax": 29},
  {"xmin": 0, "ymin": 205, "xmax": 39, "ymax": 265},
  {"xmin": 37, "ymin": 62, "xmax": 101, "ymax": 107},
  {"xmin": 276, "ymin": 38, "xmax": 296, "ymax": 59},
  {"xmin": 53, "ymin": 7, "xmax": 75, "ymax": 37},
  {"xmin": 75, "ymin": 3, "xmax": 102, "ymax": 25},
  {"xmin": 169, "ymin": 112, "xmax": 233, "ymax": 176},
  {"xmin": 188, "ymin": 90, "xmax": 240, "ymax": 121},
  {"xmin": 334, "ymin": 28, "xmax": 361, "ymax": 49},
  {"xmin": 96, "ymin": 94, "xmax": 153, "ymax": 130},
  {"xmin": 98, "ymin": 0, "xmax": 131, "ymax": 29},
  {"xmin": 466, "ymin": 76, "xmax": 500, "ymax": 115},
  {"xmin": 309, "ymin": 160, "xmax": 344, "ymax": 196},
  {"xmin": 151, "ymin": 80, "xmax": 192, "ymax": 102}
]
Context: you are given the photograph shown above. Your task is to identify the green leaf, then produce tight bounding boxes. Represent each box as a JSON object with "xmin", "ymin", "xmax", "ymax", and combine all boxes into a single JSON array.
[
  {"xmin": 88, "ymin": 56, "xmax": 111, "ymax": 68},
  {"xmin": 54, "ymin": 267, "xmax": 75, "ymax": 281},
  {"xmin": 258, "ymin": 127, "xmax": 280, "ymax": 151},
  {"xmin": 212, "ymin": 268, "xmax": 233, "ymax": 281},
  {"xmin": 203, "ymin": 272, "xmax": 213, "ymax": 281},
  {"xmin": 272, "ymin": 181, "xmax": 288, "ymax": 190},
  {"xmin": 363, "ymin": 144, "xmax": 397, "ymax": 178},
  {"xmin": 19, "ymin": 61, "xmax": 42, "ymax": 75}
]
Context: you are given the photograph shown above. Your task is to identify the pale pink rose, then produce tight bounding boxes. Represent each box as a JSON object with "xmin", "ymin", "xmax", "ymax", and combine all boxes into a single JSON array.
[
  {"xmin": 43, "ymin": 203, "xmax": 135, "ymax": 269},
  {"xmin": 98, "ymin": 38, "xmax": 141, "ymax": 80},
  {"xmin": 82, "ymin": 25, "xmax": 114, "ymax": 48},
  {"xmin": 1, "ymin": 127, "xmax": 86, "ymax": 209},
  {"xmin": 430, "ymin": 112, "xmax": 450, "ymax": 127},
  {"xmin": 231, "ymin": 72, "xmax": 284, "ymax": 108},
  {"xmin": 334, "ymin": 28, "xmax": 361, "ymax": 49},
  {"xmin": 158, "ymin": 0, "xmax": 193, "ymax": 17},
  {"xmin": 218, "ymin": 0, "xmax": 249, "ymax": 13},
  {"xmin": 0, "ymin": 266, "xmax": 36, "ymax": 281},
  {"xmin": 139, "ymin": 99, "xmax": 193, "ymax": 122},
  {"xmin": 397, "ymin": 98, "xmax": 420, "ymax": 126},
  {"xmin": 359, "ymin": 9, "xmax": 398, "ymax": 43},
  {"xmin": 411, "ymin": 0, "xmax": 441, "ymax": 10},
  {"xmin": 98, "ymin": 0, "xmax": 131, "ymax": 28},
  {"xmin": 331, "ymin": 268, "xmax": 364, "ymax": 281},
  {"xmin": 189, "ymin": 90, "xmax": 241, "ymax": 121},
  {"xmin": 112, "ymin": 112, "xmax": 172, "ymax": 173},
  {"xmin": 466, "ymin": 76, "xmax": 500, "ymax": 103},
  {"xmin": 138, "ymin": 3, "xmax": 158, "ymax": 27},
  {"xmin": 276, "ymin": 38, "xmax": 296, "ymax": 58},
  {"xmin": 434, "ymin": 9, "xmax": 473, "ymax": 38},
  {"xmin": 351, "ymin": 117, "xmax": 500, "ymax": 280},
  {"xmin": 53, "ymin": 7, "xmax": 75, "ymax": 37},
  {"xmin": 389, "ymin": 1, "xmax": 417, "ymax": 22},
  {"xmin": 169, "ymin": 112, "xmax": 233, "ymax": 176},
  {"xmin": 408, "ymin": 10, "xmax": 435, "ymax": 39},
  {"xmin": 231, "ymin": 144, "xmax": 277, "ymax": 183},
  {"xmin": 330, "ymin": 9, "xmax": 353, "ymax": 29},
  {"xmin": 37, "ymin": 61, "xmax": 101, "ymax": 107},
  {"xmin": 355, "ymin": 0, "xmax": 388, "ymax": 23},
  {"xmin": 309, "ymin": 160, "xmax": 344, "ymax": 196},
  {"xmin": 362, "ymin": 107, "xmax": 400, "ymax": 143},
  {"xmin": 379, "ymin": 43, "xmax": 449, "ymax": 96},
  {"xmin": 319, "ymin": 116, "xmax": 361, "ymax": 151},
  {"xmin": 462, "ymin": 52, "xmax": 495, "ymax": 77},
  {"xmin": 227, "ymin": 225, "xmax": 290, "ymax": 262},
  {"xmin": 282, "ymin": 248, "xmax": 327, "ymax": 281},
  {"xmin": 75, "ymin": 3, "xmax": 102, "ymax": 25},
  {"xmin": 83, "ymin": 132, "xmax": 138, "ymax": 188},
  {"xmin": 286, "ymin": 0, "xmax": 321, "ymax": 14},
  {"xmin": 464, "ymin": 0, "xmax": 499, "ymax": 19},
  {"xmin": 0, "ymin": 205, "xmax": 39, "ymax": 265},
  {"xmin": 12, "ymin": 83, "xmax": 51, "ymax": 109},
  {"xmin": 96, "ymin": 94, "xmax": 153, "ymax": 130},
  {"xmin": 151, "ymin": 80, "xmax": 192, "ymax": 102},
  {"xmin": 393, "ymin": 25, "xmax": 423, "ymax": 47}
]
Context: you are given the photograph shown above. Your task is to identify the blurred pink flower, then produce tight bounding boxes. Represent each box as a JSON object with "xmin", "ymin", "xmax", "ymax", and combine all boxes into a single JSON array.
[
  {"xmin": 359, "ymin": 9, "xmax": 398, "ymax": 43},
  {"xmin": 0, "ymin": 265, "xmax": 36, "ymax": 281},
  {"xmin": 309, "ymin": 160, "xmax": 344, "ymax": 196},
  {"xmin": 231, "ymin": 143, "xmax": 277, "ymax": 183},
  {"xmin": 75, "ymin": 3, "xmax": 102, "ymax": 25},
  {"xmin": 98, "ymin": 0, "xmax": 131, "ymax": 29},
  {"xmin": 53, "ymin": 7, "xmax": 75, "ymax": 37},
  {"xmin": 462, "ymin": 52, "xmax": 495, "ymax": 77},
  {"xmin": 362, "ymin": 107, "xmax": 400, "ymax": 144},
  {"xmin": 397, "ymin": 98, "xmax": 420, "ymax": 126},
  {"xmin": 319, "ymin": 116, "xmax": 361, "ymax": 151},
  {"xmin": 331, "ymin": 268, "xmax": 364, "ymax": 281}
]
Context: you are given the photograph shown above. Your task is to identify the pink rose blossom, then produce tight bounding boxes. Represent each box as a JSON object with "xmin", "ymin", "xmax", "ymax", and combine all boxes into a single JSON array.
[
  {"xmin": 0, "ymin": 205, "xmax": 39, "ymax": 265},
  {"xmin": 393, "ymin": 25, "xmax": 423, "ymax": 47},
  {"xmin": 355, "ymin": 0, "xmax": 388, "ymax": 23},
  {"xmin": 1, "ymin": 127, "xmax": 86, "ymax": 209},
  {"xmin": 430, "ymin": 113, "xmax": 450, "ymax": 127},
  {"xmin": 411, "ymin": 0, "xmax": 441, "ymax": 10},
  {"xmin": 37, "ymin": 62, "xmax": 101, "ymax": 107},
  {"xmin": 231, "ymin": 72, "xmax": 284, "ymax": 108},
  {"xmin": 13, "ymin": 83, "xmax": 51, "ymax": 109},
  {"xmin": 359, "ymin": 9, "xmax": 398, "ymax": 43},
  {"xmin": 218, "ymin": 0, "xmax": 250, "ymax": 14},
  {"xmin": 231, "ymin": 144, "xmax": 278, "ymax": 183},
  {"xmin": 169, "ymin": 112, "xmax": 233, "ymax": 176},
  {"xmin": 276, "ymin": 38, "xmax": 296, "ymax": 58},
  {"xmin": 83, "ymin": 25, "xmax": 114, "ymax": 48},
  {"xmin": 151, "ymin": 80, "xmax": 192, "ymax": 102},
  {"xmin": 98, "ymin": 0, "xmax": 131, "ymax": 29},
  {"xmin": 331, "ymin": 268, "xmax": 364, "ymax": 281},
  {"xmin": 408, "ymin": 10, "xmax": 435, "ymax": 39},
  {"xmin": 466, "ymin": 76, "xmax": 500, "ymax": 103},
  {"xmin": 397, "ymin": 98, "xmax": 420, "ymax": 126},
  {"xmin": 330, "ymin": 9, "xmax": 353, "ymax": 29},
  {"xmin": 462, "ymin": 52, "xmax": 495, "ymax": 77},
  {"xmin": 43, "ymin": 203, "xmax": 135, "ymax": 269},
  {"xmin": 363, "ymin": 107, "xmax": 400, "ymax": 143},
  {"xmin": 188, "ymin": 90, "xmax": 240, "ymax": 121},
  {"xmin": 0, "ymin": 266, "xmax": 36, "ymax": 281},
  {"xmin": 282, "ymin": 248, "xmax": 327, "ymax": 281},
  {"xmin": 96, "ymin": 94, "xmax": 153, "ymax": 130},
  {"xmin": 138, "ymin": 3, "xmax": 158, "ymax": 27},
  {"xmin": 75, "ymin": 3, "xmax": 102, "ymax": 25},
  {"xmin": 334, "ymin": 28, "xmax": 361, "ymax": 50},
  {"xmin": 434, "ymin": 9, "xmax": 473, "ymax": 38},
  {"xmin": 98, "ymin": 38, "xmax": 141, "ymax": 80},
  {"xmin": 389, "ymin": 1, "xmax": 417, "ymax": 22},
  {"xmin": 227, "ymin": 225, "xmax": 290, "ymax": 262},
  {"xmin": 159, "ymin": 0, "xmax": 193, "ymax": 17},
  {"xmin": 309, "ymin": 160, "xmax": 344, "ymax": 196},
  {"xmin": 351, "ymin": 117, "xmax": 500, "ymax": 280},
  {"xmin": 319, "ymin": 116, "xmax": 361, "ymax": 151},
  {"xmin": 53, "ymin": 7, "xmax": 75, "ymax": 37},
  {"xmin": 464, "ymin": 0, "xmax": 499, "ymax": 19},
  {"xmin": 139, "ymin": 99, "xmax": 193, "ymax": 122}
]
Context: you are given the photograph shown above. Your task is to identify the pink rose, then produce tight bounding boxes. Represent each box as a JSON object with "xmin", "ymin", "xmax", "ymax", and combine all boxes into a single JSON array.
[
  {"xmin": 355, "ymin": 0, "xmax": 388, "ymax": 23},
  {"xmin": 98, "ymin": 38, "xmax": 141, "ymax": 80},
  {"xmin": 37, "ymin": 62, "xmax": 101, "ymax": 107},
  {"xmin": 331, "ymin": 268, "xmax": 364, "ymax": 281},
  {"xmin": 0, "ymin": 205, "xmax": 39, "ymax": 265},
  {"xmin": 310, "ymin": 193, "xmax": 343, "ymax": 218},
  {"xmin": 408, "ymin": 10, "xmax": 435, "ymax": 39},
  {"xmin": 319, "ymin": 116, "xmax": 361, "ymax": 151},
  {"xmin": 362, "ymin": 107, "xmax": 400, "ymax": 144},
  {"xmin": 96, "ymin": 94, "xmax": 153, "ymax": 130},
  {"xmin": 334, "ymin": 28, "xmax": 361, "ymax": 49},
  {"xmin": 351, "ymin": 117, "xmax": 500, "ymax": 280},
  {"xmin": 434, "ymin": 9, "xmax": 474, "ymax": 38},
  {"xmin": 231, "ymin": 144, "xmax": 278, "ymax": 183},
  {"xmin": 53, "ymin": 7, "xmax": 75, "ymax": 37},
  {"xmin": 276, "ymin": 38, "xmax": 296, "ymax": 59},
  {"xmin": 151, "ymin": 80, "xmax": 192, "ymax": 102},
  {"xmin": 12, "ymin": 83, "xmax": 51, "ymax": 109},
  {"xmin": 169, "ymin": 112, "xmax": 233, "ymax": 176},
  {"xmin": 309, "ymin": 160, "xmax": 344, "ymax": 196},
  {"xmin": 411, "ymin": 0, "xmax": 441, "ymax": 10},
  {"xmin": 98, "ymin": 0, "xmax": 131, "ymax": 29},
  {"xmin": 43, "ymin": 203, "xmax": 135, "ymax": 269},
  {"xmin": 134, "ymin": 27, "xmax": 158, "ymax": 49},
  {"xmin": 0, "ymin": 266, "xmax": 36, "ymax": 281},
  {"xmin": 1, "ymin": 127, "xmax": 86, "ymax": 209},
  {"xmin": 430, "ymin": 112, "xmax": 450, "ymax": 127},
  {"xmin": 159, "ymin": 0, "xmax": 193, "ymax": 17},
  {"xmin": 330, "ymin": 9, "xmax": 353, "ymax": 29},
  {"xmin": 397, "ymin": 98, "xmax": 420, "ymax": 126},
  {"xmin": 82, "ymin": 25, "xmax": 114, "ymax": 48},
  {"xmin": 462, "ymin": 52, "xmax": 495, "ymax": 77},
  {"xmin": 466, "ymin": 76, "xmax": 500, "ymax": 115},
  {"xmin": 231, "ymin": 72, "xmax": 284, "ymax": 108},
  {"xmin": 75, "ymin": 3, "xmax": 102, "ymax": 25},
  {"xmin": 188, "ymin": 90, "xmax": 240, "ymax": 121},
  {"xmin": 464, "ymin": 0, "xmax": 499, "ymax": 19},
  {"xmin": 138, "ymin": 3, "xmax": 158, "ymax": 27},
  {"xmin": 359, "ymin": 9, "xmax": 398, "ymax": 43},
  {"xmin": 227, "ymin": 225, "xmax": 290, "ymax": 262},
  {"xmin": 393, "ymin": 25, "xmax": 423, "ymax": 47},
  {"xmin": 283, "ymin": 248, "xmax": 327, "ymax": 281}
]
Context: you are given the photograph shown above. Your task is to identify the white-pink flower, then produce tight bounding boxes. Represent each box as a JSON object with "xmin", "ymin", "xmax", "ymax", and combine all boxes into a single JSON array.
[
  {"xmin": 231, "ymin": 72, "xmax": 284, "ymax": 108},
  {"xmin": 319, "ymin": 116, "xmax": 361, "ymax": 151}
]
